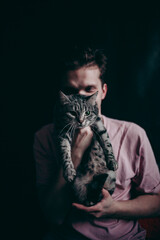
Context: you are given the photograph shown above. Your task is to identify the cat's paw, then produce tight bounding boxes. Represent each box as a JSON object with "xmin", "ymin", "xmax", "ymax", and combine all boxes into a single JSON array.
[
  {"xmin": 64, "ymin": 168, "xmax": 76, "ymax": 182},
  {"xmin": 108, "ymin": 161, "xmax": 118, "ymax": 171}
]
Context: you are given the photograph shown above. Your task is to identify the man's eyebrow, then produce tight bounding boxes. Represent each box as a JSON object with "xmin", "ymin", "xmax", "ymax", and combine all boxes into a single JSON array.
[
  {"xmin": 63, "ymin": 86, "xmax": 78, "ymax": 90},
  {"xmin": 85, "ymin": 84, "xmax": 97, "ymax": 89},
  {"xmin": 62, "ymin": 84, "xmax": 97, "ymax": 92},
  {"xmin": 64, "ymin": 85, "xmax": 76, "ymax": 89},
  {"xmin": 62, "ymin": 86, "xmax": 78, "ymax": 93}
]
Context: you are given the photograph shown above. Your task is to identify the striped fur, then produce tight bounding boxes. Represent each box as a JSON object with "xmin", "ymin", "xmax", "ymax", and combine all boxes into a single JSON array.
[{"xmin": 55, "ymin": 91, "xmax": 118, "ymax": 206}]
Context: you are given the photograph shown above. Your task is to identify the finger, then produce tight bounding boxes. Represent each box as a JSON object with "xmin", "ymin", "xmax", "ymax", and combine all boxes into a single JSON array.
[
  {"xmin": 88, "ymin": 189, "xmax": 110, "ymax": 209},
  {"xmin": 79, "ymin": 126, "xmax": 91, "ymax": 133},
  {"xmin": 72, "ymin": 189, "xmax": 110, "ymax": 212},
  {"xmin": 72, "ymin": 203, "xmax": 99, "ymax": 212},
  {"xmin": 91, "ymin": 212, "xmax": 102, "ymax": 218},
  {"xmin": 102, "ymin": 188, "xmax": 110, "ymax": 198}
]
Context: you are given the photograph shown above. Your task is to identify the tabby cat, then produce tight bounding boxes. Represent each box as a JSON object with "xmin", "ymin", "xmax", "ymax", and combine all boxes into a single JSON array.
[{"xmin": 55, "ymin": 91, "xmax": 118, "ymax": 206}]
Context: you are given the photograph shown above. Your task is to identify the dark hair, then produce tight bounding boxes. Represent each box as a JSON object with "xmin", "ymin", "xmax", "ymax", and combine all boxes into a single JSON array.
[{"xmin": 58, "ymin": 45, "xmax": 107, "ymax": 85}]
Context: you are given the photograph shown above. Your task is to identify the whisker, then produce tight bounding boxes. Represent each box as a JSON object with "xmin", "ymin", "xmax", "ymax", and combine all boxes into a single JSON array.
[
  {"xmin": 71, "ymin": 124, "xmax": 76, "ymax": 138},
  {"xmin": 58, "ymin": 122, "xmax": 72, "ymax": 137},
  {"xmin": 66, "ymin": 123, "xmax": 74, "ymax": 135},
  {"xmin": 69, "ymin": 124, "xmax": 73, "ymax": 134},
  {"xmin": 91, "ymin": 126, "xmax": 101, "ymax": 139},
  {"xmin": 69, "ymin": 123, "xmax": 74, "ymax": 138},
  {"xmin": 70, "ymin": 127, "xmax": 75, "ymax": 139}
]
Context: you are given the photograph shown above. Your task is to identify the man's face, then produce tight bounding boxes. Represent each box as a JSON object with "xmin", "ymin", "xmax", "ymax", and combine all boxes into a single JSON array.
[{"xmin": 62, "ymin": 66, "xmax": 107, "ymax": 116}]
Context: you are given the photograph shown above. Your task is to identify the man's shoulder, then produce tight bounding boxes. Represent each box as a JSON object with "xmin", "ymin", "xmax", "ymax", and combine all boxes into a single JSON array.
[
  {"xmin": 35, "ymin": 123, "xmax": 54, "ymax": 136},
  {"xmin": 35, "ymin": 123, "xmax": 55, "ymax": 136},
  {"xmin": 102, "ymin": 115, "xmax": 146, "ymax": 139},
  {"xmin": 34, "ymin": 117, "xmax": 146, "ymax": 143},
  {"xmin": 33, "ymin": 123, "xmax": 56, "ymax": 155},
  {"xmin": 34, "ymin": 123, "xmax": 55, "ymax": 144}
]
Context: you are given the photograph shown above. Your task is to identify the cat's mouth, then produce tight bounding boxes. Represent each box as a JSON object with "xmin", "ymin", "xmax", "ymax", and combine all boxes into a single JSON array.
[
  {"xmin": 76, "ymin": 122, "xmax": 90, "ymax": 129},
  {"xmin": 76, "ymin": 125, "xmax": 85, "ymax": 129}
]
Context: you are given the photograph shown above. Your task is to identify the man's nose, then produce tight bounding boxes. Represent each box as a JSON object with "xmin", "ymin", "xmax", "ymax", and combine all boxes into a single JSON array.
[
  {"xmin": 78, "ymin": 90, "xmax": 91, "ymax": 96},
  {"xmin": 78, "ymin": 90, "xmax": 86, "ymax": 95}
]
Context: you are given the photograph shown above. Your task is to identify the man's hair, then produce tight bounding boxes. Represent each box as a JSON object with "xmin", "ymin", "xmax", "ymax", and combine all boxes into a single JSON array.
[{"xmin": 58, "ymin": 45, "xmax": 107, "ymax": 85}]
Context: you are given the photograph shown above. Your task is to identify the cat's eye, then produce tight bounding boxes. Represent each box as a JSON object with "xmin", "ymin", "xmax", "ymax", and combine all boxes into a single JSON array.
[
  {"xmin": 85, "ymin": 111, "xmax": 90, "ymax": 116},
  {"xmin": 70, "ymin": 111, "xmax": 77, "ymax": 116}
]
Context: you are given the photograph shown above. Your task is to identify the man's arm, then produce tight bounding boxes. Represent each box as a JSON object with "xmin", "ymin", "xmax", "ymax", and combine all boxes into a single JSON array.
[
  {"xmin": 113, "ymin": 191, "xmax": 160, "ymax": 219},
  {"xmin": 72, "ymin": 188, "xmax": 160, "ymax": 219},
  {"xmin": 72, "ymin": 125, "xmax": 160, "ymax": 219},
  {"xmin": 37, "ymin": 167, "xmax": 71, "ymax": 225},
  {"xmin": 35, "ymin": 127, "xmax": 93, "ymax": 226}
]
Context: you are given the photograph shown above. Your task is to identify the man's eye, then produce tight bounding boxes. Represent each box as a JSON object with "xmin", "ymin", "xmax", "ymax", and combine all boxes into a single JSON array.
[
  {"xmin": 85, "ymin": 87, "xmax": 93, "ymax": 92},
  {"xmin": 62, "ymin": 87, "xmax": 78, "ymax": 95},
  {"xmin": 85, "ymin": 111, "xmax": 90, "ymax": 116}
]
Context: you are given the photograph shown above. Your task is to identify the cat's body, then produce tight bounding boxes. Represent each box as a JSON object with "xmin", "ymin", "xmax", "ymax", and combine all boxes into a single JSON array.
[{"xmin": 55, "ymin": 91, "xmax": 118, "ymax": 206}]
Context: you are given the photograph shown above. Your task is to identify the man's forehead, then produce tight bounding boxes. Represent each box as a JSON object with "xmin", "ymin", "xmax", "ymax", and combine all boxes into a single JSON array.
[
  {"xmin": 64, "ymin": 66, "xmax": 101, "ymax": 87},
  {"xmin": 67, "ymin": 66, "xmax": 100, "ymax": 77},
  {"xmin": 65, "ymin": 79, "xmax": 98, "ymax": 88}
]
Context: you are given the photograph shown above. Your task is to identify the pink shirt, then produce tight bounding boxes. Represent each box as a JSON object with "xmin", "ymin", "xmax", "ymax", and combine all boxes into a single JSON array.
[{"xmin": 34, "ymin": 116, "xmax": 160, "ymax": 240}]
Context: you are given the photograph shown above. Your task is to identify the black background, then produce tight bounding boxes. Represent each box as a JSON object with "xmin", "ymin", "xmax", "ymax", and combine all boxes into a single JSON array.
[{"xmin": 1, "ymin": 1, "xmax": 160, "ymax": 239}]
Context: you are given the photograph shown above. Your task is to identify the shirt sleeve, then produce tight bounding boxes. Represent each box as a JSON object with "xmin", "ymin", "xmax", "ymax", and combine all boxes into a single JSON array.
[
  {"xmin": 133, "ymin": 130, "xmax": 160, "ymax": 194},
  {"xmin": 33, "ymin": 125, "xmax": 58, "ymax": 186}
]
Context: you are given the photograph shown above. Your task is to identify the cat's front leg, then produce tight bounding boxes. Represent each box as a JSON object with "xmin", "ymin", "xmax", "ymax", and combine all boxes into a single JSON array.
[
  {"xmin": 58, "ymin": 137, "xmax": 76, "ymax": 182},
  {"xmin": 92, "ymin": 118, "xmax": 118, "ymax": 171}
]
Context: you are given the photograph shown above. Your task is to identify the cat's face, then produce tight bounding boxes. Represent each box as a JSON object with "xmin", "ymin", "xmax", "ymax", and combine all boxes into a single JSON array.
[
  {"xmin": 59, "ymin": 91, "xmax": 99, "ymax": 128},
  {"xmin": 61, "ymin": 66, "xmax": 107, "ymax": 116}
]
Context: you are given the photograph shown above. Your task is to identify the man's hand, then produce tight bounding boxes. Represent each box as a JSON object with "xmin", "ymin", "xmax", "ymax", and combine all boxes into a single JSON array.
[
  {"xmin": 73, "ymin": 188, "xmax": 160, "ymax": 219},
  {"xmin": 71, "ymin": 127, "xmax": 93, "ymax": 169},
  {"xmin": 72, "ymin": 188, "xmax": 116, "ymax": 218}
]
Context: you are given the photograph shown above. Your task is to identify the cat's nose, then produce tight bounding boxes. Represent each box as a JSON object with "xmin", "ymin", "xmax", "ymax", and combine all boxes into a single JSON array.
[
  {"xmin": 78, "ymin": 118, "xmax": 83, "ymax": 123},
  {"xmin": 78, "ymin": 90, "xmax": 87, "ymax": 95}
]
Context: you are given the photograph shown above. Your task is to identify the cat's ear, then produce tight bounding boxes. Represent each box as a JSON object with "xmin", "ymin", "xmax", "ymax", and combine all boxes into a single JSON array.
[
  {"xmin": 59, "ymin": 91, "xmax": 71, "ymax": 103},
  {"xmin": 86, "ymin": 91, "xmax": 98, "ymax": 105}
]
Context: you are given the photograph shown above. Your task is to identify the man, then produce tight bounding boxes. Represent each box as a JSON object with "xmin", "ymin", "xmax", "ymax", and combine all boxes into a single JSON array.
[{"xmin": 33, "ymin": 46, "xmax": 160, "ymax": 239}]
